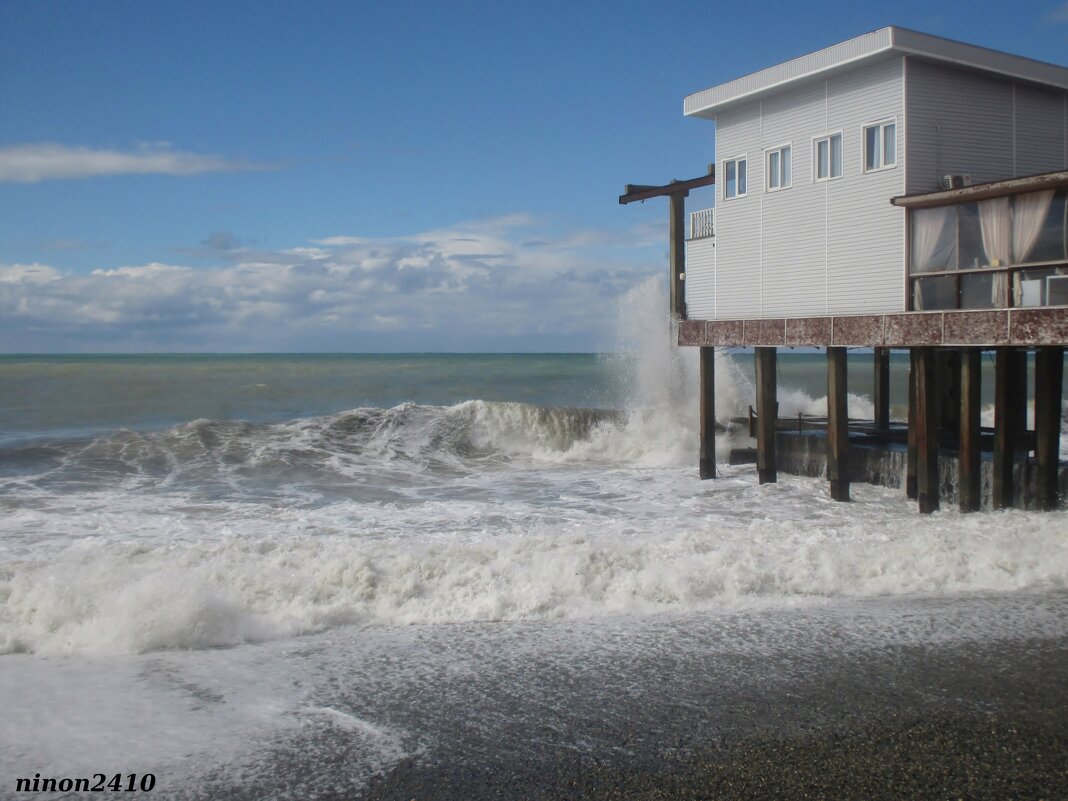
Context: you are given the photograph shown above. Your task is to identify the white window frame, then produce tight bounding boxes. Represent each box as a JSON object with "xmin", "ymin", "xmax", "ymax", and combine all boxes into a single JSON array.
[
  {"xmin": 812, "ymin": 131, "xmax": 843, "ymax": 182},
  {"xmin": 722, "ymin": 155, "xmax": 747, "ymax": 200},
  {"xmin": 764, "ymin": 143, "xmax": 791, "ymax": 192},
  {"xmin": 863, "ymin": 119, "xmax": 897, "ymax": 173}
]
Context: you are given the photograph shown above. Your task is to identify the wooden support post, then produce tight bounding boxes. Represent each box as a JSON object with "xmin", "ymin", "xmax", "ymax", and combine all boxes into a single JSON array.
[
  {"xmin": 668, "ymin": 192, "xmax": 687, "ymax": 320},
  {"xmin": 993, "ymin": 348, "xmax": 1023, "ymax": 510},
  {"xmin": 914, "ymin": 347, "xmax": 939, "ymax": 514},
  {"xmin": 827, "ymin": 347, "xmax": 850, "ymax": 502},
  {"xmin": 699, "ymin": 346, "xmax": 717, "ymax": 480},
  {"xmin": 937, "ymin": 350, "xmax": 961, "ymax": 450},
  {"xmin": 959, "ymin": 348, "xmax": 982, "ymax": 513},
  {"xmin": 906, "ymin": 349, "xmax": 918, "ymax": 500},
  {"xmin": 1035, "ymin": 347, "xmax": 1064, "ymax": 511},
  {"xmin": 755, "ymin": 347, "xmax": 778, "ymax": 485},
  {"xmin": 874, "ymin": 347, "xmax": 891, "ymax": 432}
]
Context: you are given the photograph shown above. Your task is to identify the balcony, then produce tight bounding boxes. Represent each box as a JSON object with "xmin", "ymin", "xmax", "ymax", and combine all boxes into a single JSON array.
[
  {"xmin": 894, "ymin": 171, "xmax": 1068, "ymax": 311},
  {"xmin": 688, "ymin": 207, "xmax": 715, "ymax": 240}
]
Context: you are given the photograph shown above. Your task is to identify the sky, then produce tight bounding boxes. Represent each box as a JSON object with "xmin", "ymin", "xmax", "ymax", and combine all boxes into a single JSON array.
[{"xmin": 2, "ymin": 0, "xmax": 1067, "ymax": 353}]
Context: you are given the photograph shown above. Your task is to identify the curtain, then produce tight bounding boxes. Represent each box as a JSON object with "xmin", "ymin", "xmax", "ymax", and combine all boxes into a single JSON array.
[
  {"xmin": 979, "ymin": 197, "xmax": 1011, "ymax": 266},
  {"xmin": 912, "ymin": 206, "xmax": 953, "ymax": 272},
  {"xmin": 979, "ymin": 197, "xmax": 1011, "ymax": 306},
  {"xmin": 1012, "ymin": 190, "xmax": 1054, "ymax": 263}
]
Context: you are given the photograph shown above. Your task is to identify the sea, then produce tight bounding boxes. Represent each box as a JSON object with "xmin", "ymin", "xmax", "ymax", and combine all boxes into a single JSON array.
[{"xmin": 2, "ymin": 282, "xmax": 1067, "ymax": 798}]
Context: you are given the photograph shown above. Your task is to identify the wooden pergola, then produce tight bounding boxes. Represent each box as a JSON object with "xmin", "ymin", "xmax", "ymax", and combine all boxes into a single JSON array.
[{"xmin": 619, "ymin": 166, "xmax": 715, "ymax": 320}]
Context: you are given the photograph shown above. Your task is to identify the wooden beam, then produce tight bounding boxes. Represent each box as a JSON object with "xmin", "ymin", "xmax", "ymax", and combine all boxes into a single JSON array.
[
  {"xmin": 959, "ymin": 348, "xmax": 982, "ymax": 513},
  {"xmin": 992, "ymin": 347, "xmax": 1022, "ymax": 510},
  {"xmin": 618, "ymin": 169, "xmax": 715, "ymax": 205},
  {"xmin": 827, "ymin": 347, "xmax": 850, "ymax": 502},
  {"xmin": 874, "ymin": 347, "xmax": 891, "ymax": 431},
  {"xmin": 891, "ymin": 169, "xmax": 1068, "ymax": 209},
  {"xmin": 906, "ymin": 349, "xmax": 918, "ymax": 500},
  {"xmin": 755, "ymin": 347, "xmax": 778, "ymax": 485},
  {"xmin": 699, "ymin": 346, "xmax": 716, "ymax": 480},
  {"xmin": 914, "ymin": 347, "xmax": 939, "ymax": 514},
  {"xmin": 1035, "ymin": 346, "xmax": 1064, "ymax": 511},
  {"xmin": 669, "ymin": 192, "xmax": 686, "ymax": 319}
]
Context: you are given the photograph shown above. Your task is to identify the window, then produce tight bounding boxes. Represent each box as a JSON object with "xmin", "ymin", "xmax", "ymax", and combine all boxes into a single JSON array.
[
  {"xmin": 864, "ymin": 120, "xmax": 896, "ymax": 171},
  {"xmin": 766, "ymin": 144, "xmax": 791, "ymax": 191},
  {"xmin": 814, "ymin": 133, "xmax": 842, "ymax": 181},
  {"xmin": 724, "ymin": 156, "xmax": 747, "ymax": 199}
]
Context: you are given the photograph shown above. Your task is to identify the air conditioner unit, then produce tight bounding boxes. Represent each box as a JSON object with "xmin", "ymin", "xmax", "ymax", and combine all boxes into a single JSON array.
[{"xmin": 940, "ymin": 174, "xmax": 972, "ymax": 190}]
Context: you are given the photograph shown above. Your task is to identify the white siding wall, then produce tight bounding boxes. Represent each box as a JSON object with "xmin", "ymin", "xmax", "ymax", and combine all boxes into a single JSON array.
[
  {"xmin": 1014, "ymin": 84, "xmax": 1068, "ymax": 176},
  {"xmin": 705, "ymin": 102, "xmax": 762, "ymax": 319},
  {"xmin": 690, "ymin": 57, "xmax": 906, "ymax": 320},
  {"xmin": 906, "ymin": 59, "xmax": 1068, "ymax": 193},
  {"xmin": 761, "ymin": 81, "xmax": 828, "ymax": 317},
  {"xmin": 826, "ymin": 58, "xmax": 906, "ymax": 315},
  {"xmin": 684, "ymin": 237, "xmax": 716, "ymax": 319}
]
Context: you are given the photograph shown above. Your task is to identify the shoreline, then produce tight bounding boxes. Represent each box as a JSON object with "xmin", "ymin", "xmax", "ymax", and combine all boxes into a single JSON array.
[
  {"xmin": 358, "ymin": 634, "xmax": 1068, "ymax": 800},
  {"xmin": 170, "ymin": 594, "xmax": 1068, "ymax": 800}
]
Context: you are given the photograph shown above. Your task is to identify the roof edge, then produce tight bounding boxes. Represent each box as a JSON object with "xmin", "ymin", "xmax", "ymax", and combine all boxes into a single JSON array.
[{"xmin": 684, "ymin": 26, "xmax": 1068, "ymax": 120}]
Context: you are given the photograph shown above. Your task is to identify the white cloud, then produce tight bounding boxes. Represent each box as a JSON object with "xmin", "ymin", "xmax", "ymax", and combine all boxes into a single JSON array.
[
  {"xmin": 0, "ymin": 143, "xmax": 276, "ymax": 183},
  {"xmin": 0, "ymin": 217, "xmax": 663, "ymax": 352}
]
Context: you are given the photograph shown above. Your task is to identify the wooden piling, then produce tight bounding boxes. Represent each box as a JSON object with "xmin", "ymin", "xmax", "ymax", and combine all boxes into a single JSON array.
[
  {"xmin": 993, "ymin": 348, "xmax": 1023, "ymax": 510},
  {"xmin": 699, "ymin": 346, "xmax": 717, "ymax": 479},
  {"xmin": 959, "ymin": 348, "xmax": 982, "ymax": 513},
  {"xmin": 755, "ymin": 347, "xmax": 778, "ymax": 485},
  {"xmin": 668, "ymin": 192, "xmax": 687, "ymax": 319},
  {"xmin": 1034, "ymin": 346, "xmax": 1064, "ymax": 511},
  {"xmin": 937, "ymin": 350, "xmax": 961, "ymax": 450},
  {"xmin": 914, "ymin": 347, "xmax": 939, "ymax": 514},
  {"xmin": 827, "ymin": 347, "xmax": 850, "ymax": 502},
  {"xmin": 906, "ymin": 349, "xmax": 918, "ymax": 500},
  {"xmin": 874, "ymin": 347, "xmax": 890, "ymax": 431}
]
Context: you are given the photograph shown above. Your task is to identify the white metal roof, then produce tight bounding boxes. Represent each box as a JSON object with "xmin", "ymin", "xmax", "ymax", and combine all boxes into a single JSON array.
[{"xmin": 683, "ymin": 27, "xmax": 1068, "ymax": 119}]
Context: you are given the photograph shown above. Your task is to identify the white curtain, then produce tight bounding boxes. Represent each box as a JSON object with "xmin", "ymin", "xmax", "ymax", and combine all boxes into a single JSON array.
[
  {"xmin": 1012, "ymin": 189, "xmax": 1054, "ymax": 263},
  {"xmin": 979, "ymin": 197, "xmax": 1011, "ymax": 306},
  {"xmin": 979, "ymin": 197, "xmax": 1011, "ymax": 265},
  {"xmin": 912, "ymin": 206, "xmax": 954, "ymax": 272}
]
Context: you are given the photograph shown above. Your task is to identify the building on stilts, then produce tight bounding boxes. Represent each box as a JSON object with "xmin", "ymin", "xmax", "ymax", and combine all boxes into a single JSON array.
[{"xmin": 621, "ymin": 27, "xmax": 1068, "ymax": 512}]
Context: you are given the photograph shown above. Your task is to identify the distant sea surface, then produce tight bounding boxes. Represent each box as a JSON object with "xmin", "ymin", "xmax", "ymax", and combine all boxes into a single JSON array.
[{"xmin": 2, "ymin": 336, "xmax": 1067, "ymax": 797}]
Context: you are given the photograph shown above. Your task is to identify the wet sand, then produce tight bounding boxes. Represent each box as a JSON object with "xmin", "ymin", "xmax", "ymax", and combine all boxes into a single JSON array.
[
  {"xmin": 175, "ymin": 593, "xmax": 1068, "ymax": 800},
  {"xmin": 360, "ymin": 635, "xmax": 1068, "ymax": 800}
]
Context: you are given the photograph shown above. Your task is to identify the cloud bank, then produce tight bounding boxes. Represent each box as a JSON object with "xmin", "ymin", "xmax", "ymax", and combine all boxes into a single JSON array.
[
  {"xmin": 1, "ymin": 217, "xmax": 662, "ymax": 352},
  {"xmin": 0, "ymin": 143, "xmax": 274, "ymax": 183}
]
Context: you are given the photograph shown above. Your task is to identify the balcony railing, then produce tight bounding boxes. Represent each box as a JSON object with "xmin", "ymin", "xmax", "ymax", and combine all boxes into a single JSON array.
[
  {"xmin": 895, "ymin": 172, "xmax": 1068, "ymax": 311},
  {"xmin": 688, "ymin": 208, "xmax": 715, "ymax": 240}
]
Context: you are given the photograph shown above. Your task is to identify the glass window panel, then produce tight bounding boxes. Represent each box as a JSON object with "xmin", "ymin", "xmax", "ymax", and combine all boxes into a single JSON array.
[
  {"xmin": 957, "ymin": 203, "xmax": 984, "ymax": 269},
  {"xmin": 865, "ymin": 126, "xmax": 879, "ymax": 171},
  {"xmin": 914, "ymin": 276, "xmax": 958, "ymax": 311},
  {"xmin": 961, "ymin": 272, "xmax": 995, "ymax": 309},
  {"xmin": 737, "ymin": 159, "xmax": 746, "ymax": 195},
  {"xmin": 725, "ymin": 160, "xmax": 736, "ymax": 198},
  {"xmin": 1016, "ymin": 267, "xmax": 1068, "ymax": 306},
  {"xmin": 781, "ymin": 146, "xmax": 790, "ymax": 185},
  {"xmin": 1024, "ymin": 191, "xmax": 1066, "ymax": 263},
  {"xmin": 817, "ymin": 139, "xmax": 828, "ymax": 179},
  {"xmin": 768, "ymin": 151, "xmax": 780, "ymax": 188},
  {"xmin": 830, "ymin": 134, "xmax": 842, "ymax": 177},
  {"xmin": 911, "ymin": 206, "xmax": 957, "ymax": 272},
  {"xmin": 883, "ymin": 124, "xmax": 896, "ymax": 166}
]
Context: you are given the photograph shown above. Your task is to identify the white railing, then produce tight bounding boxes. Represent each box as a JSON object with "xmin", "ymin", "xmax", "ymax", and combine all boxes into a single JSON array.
[{"xmin": 689, "ymin": 207, "xmax": 715, "ymax": 240}]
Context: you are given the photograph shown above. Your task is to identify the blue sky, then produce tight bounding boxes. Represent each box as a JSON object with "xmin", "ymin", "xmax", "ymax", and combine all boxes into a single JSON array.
[{"xmin": 2, "ymin": 0, "xmax": 1067, "ymax": 352}]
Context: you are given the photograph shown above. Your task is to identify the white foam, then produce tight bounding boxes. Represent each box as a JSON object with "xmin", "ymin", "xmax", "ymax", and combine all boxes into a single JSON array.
[{"xmin": 3, "ymin": 468, "xmax": 1067, "ymax": 656}]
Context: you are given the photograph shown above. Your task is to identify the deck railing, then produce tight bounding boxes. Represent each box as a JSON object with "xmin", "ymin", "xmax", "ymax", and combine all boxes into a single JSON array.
[{"xmin": 688, "ymin": 208, "xmax": 715, "ymax": 240}]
